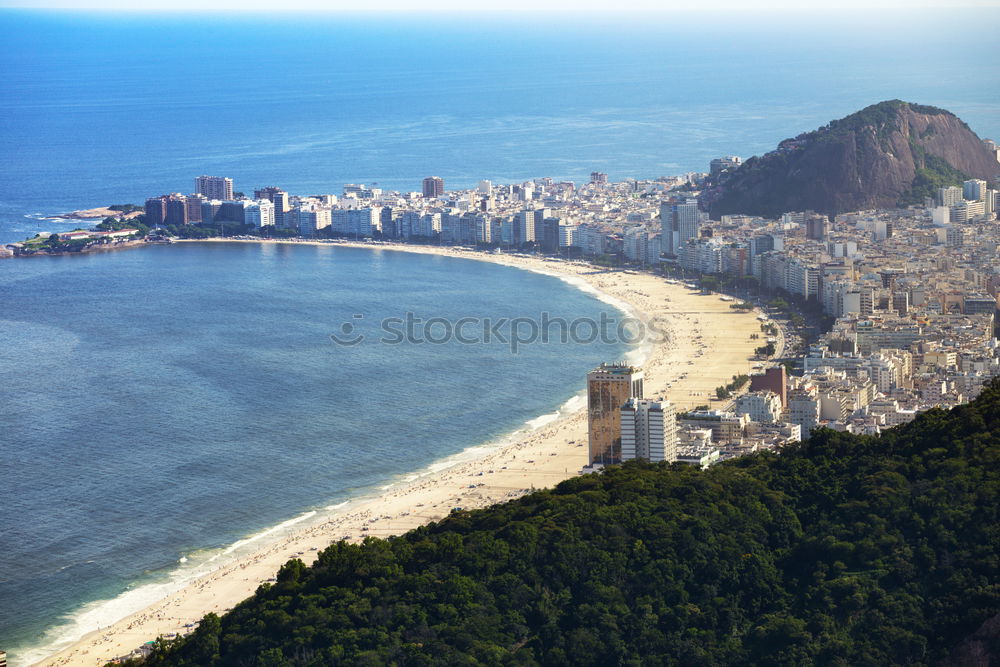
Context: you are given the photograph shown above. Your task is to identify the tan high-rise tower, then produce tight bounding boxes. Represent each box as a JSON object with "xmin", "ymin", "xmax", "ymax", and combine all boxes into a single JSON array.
[
  {"xmin": 422, "ymin": 176, "xmax": 444, "ymax": 198},
  {"xmin": 587, "ymin": 362, "xmax": 644, "ymax": 465}
]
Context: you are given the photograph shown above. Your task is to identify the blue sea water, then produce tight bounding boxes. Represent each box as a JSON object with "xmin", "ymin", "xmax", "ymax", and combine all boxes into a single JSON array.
[
  {"xmin": 1, "ymin": 10, "xmax": 1000, "ymax": 244},
  {"xmin": 0, "ymin": 242, "xmax": 630, "ymax": 661},
  {"xmin": 0, "ymin": 8, "xmax": 998, "ymax": 664}
]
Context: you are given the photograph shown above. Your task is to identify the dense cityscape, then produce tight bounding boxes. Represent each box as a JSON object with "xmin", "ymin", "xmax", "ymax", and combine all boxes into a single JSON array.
[
  {"xmin": 7, "ymin": 141, "xmax": 1000, "ymax": 483},
  {"xmin": 5, "ymin": 0, "xmax": 1000, "ymax": 660}
]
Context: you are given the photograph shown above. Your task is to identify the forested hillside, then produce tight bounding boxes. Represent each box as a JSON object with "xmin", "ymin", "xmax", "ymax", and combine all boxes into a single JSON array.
[{"xmin": 126, "ymin": 380, "xmax": 1000, "ymax": 666}]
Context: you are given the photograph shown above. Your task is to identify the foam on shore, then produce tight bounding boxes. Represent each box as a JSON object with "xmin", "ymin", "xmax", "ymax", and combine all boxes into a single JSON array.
[
  {"xmin": 21, "ymin": 243, "xmax": 644, "ymax": 667},
  {"xmin": 16, "ymin": 507, "xmax": 328, "ymax": 666},
  {"xmin": 19, "ymin": 380, "xmax": 596, "ymax": 666}
]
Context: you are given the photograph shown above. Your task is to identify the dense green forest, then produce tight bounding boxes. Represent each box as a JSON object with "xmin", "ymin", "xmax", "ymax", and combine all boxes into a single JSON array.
[
  {"xmin": 897, "ymin": 152, "xmax": 970, "ymax": 207},
  {"xmin": 124, "ymin": 381, "xmax": 1000, "ymax": 666},
  {"xmin": 811, "ymin": 100, "xmax": 953, "ymax": 142}
]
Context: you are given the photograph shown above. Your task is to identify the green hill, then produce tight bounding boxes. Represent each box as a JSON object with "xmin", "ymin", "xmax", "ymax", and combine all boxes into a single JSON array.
[
  {"xmin": 703, "ymin": 100, "xmax": 1000, "ymax": 218},
  {"xmin": 126, "ymin": 380, "xmax": 1000, "ymax": 666}
]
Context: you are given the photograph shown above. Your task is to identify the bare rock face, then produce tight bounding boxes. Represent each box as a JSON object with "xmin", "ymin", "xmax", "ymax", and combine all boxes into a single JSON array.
[{"xmin": 703, "ymin": 100, "xmax": 1000, "ymax": 218}]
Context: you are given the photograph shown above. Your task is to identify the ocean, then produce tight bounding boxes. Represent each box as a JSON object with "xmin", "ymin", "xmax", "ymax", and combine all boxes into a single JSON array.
[
  {"xmin": 0, "ymin": 8, "xmax": 998, "ymax": 664},
  {"xmin": 0, "ymin": 242, "xmax": 631, "ymax": 661},
  {"xmin": 2, "ymin": 10, "xmax": 1000, "ymax": 244}
]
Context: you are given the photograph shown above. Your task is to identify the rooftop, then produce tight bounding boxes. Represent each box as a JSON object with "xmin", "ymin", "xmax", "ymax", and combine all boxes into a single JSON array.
[{"xmin": 590, "ymin": 362, "xmax": 641, "ymax": 375}]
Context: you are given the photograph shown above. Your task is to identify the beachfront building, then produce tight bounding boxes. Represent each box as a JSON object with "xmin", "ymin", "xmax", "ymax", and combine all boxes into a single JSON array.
[
  {"xmin": 676, "ymin": 201, "xmax": 701, "ymax": 246},
  {"xmin": 293, "ymin": 204, "xmax": 332, "ymax": 238},
  {"xmin": 144, "ymin": 196, "xmax": 167, "ymax": 226},
  {"xmin": 244, "ymin": 200, "xmax": 275, "ymax": 229},
  {"xmin": 145, "ymin": 193, "xmax": 190, "ymax": 226},
  {"xmin": 195, "ymin": 175, "xmax": 234, "ymax": 201},
  {"xmin": 515, "ymin": 209, "xmax": 537, "ymax": 245},
  {"xmin": 658, "ymin": 200, "xmax": 702, "ymax": 257},
  {"xmin": 255, "ymin": 187, "xmax": 290, "ymax": 228},
  {"xmin": 587, "ymin": 362, "xmax": 644, "ymax": 465},
  {"xmin": 660, "ymin": 202, "xmax": 677, "ymax": 255},
  {"xmin": 620, "ymin": 398, "xmax": 678, "ymax": 463},
  {"xmin": 350, "ymin": 208, "xmax": 380, "ymax": 237}
]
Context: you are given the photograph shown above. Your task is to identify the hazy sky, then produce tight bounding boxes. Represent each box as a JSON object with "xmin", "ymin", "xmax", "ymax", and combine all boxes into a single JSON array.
[{"xmin": 1, "ymin": 0, "xmax": 998, "ymax": 10}]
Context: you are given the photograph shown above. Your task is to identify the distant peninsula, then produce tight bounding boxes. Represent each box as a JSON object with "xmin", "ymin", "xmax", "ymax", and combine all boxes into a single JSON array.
[
  {"xmin": 702, "ymin": 100, "xmax": 1000, "ymax": 218},
  {"xmin": 57, "ymin": 204, "xmax": 145, "ymax": 220}
]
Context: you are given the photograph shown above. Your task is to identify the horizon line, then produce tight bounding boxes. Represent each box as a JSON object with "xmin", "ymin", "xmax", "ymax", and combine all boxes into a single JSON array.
[{"xmin": 2, "ymin": 3, "xmax": 999, "ymax": 12}]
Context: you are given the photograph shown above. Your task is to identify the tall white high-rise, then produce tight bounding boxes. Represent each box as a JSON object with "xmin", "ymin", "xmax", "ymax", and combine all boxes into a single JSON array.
[
  {"xmin": 415, "ymin": 213, "xmax": 441, "ymax": 237},
  {"xmin": 260, "ymin": 188, "xmax": 290, "ymax": 228},
  {"xmin": 938, "ymin": 186, "xmax": 964, "ymax": 207},
  {"xmin": 964, "ymin": 179, "xmax": 988, "ymax": 202},
  {"xmin": 348, "ymin": 208, "xmax": 379, "ymax": 237},
  {"xmin": 676, "ymin": 202, "xmax": 701, "ymax": 246},
  {"xmin": 244, "ymin": 200, "xmax": 275, "ymax": 228},
  {"xmin": 396, "ymin": 211, "xmax": 421, "ymax": 238},
  {"xmin": 931, "ymin": 206, "xmax": 950, "ymax": 226},
  {"xmin": 623, "ymin": 226, "xmax": 650, "ymax": 264},
  {"xmin": 659, "ymin": 202, "xmax": 676, "ymax": 254},
  {"xmin": 788, "ymin": 384, "xmax": 820, "ymax": 439},
  {"xmin": 557, "ymin": 223, "xmax": 578, "ymax": 248},
  {"xmin": 475, "ymin": 213, "xmax": 492, "ymax": 243},
  {"xmin": 195, "ymin": 175, "xmax": 234, "ymax": 201},
  {"xmin": 620, "ymin": 399, "xmax": 677, "ymax": 463},
  {"xmin": 515, "ymin": 209, "xmax": 537, "ymax": 244},
  {"xmin": 295, "ymin": 205, "xmax": 331, "ymax": 238}
]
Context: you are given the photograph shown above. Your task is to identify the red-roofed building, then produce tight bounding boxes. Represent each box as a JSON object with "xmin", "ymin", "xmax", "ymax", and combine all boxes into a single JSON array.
[{"xmin": 59, "ymin": 231, "xmax": 93, "ymax": 240}]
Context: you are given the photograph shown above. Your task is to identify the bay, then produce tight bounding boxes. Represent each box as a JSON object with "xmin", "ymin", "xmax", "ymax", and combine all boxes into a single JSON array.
[
  {"xmin": 0, "ymin": 242, "xmax": 626, "ymax": 661},
  {"xmin": 1, "ymin": 8, "xmax": 998, "ymax": 663}
]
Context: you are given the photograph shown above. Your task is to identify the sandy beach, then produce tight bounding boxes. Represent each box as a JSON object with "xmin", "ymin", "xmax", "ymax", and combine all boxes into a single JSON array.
[{"xmin": 33, "ymin": 239, "xmax": 764, "ymax": 667}]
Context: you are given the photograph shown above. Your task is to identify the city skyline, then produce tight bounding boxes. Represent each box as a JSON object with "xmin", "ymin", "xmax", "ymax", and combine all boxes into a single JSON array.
[{"xmin": 4, "ymin": 1, "xmax": 1000, "ymax": 663}]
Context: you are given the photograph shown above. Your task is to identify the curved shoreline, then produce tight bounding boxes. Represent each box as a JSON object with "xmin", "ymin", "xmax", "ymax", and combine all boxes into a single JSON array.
[{"xmin": 30, "ymin": 239, "xmax": 764, "ymax": 667}]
